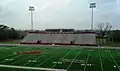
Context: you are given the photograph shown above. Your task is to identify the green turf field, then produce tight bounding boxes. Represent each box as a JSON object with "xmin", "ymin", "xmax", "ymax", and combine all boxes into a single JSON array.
[{"xmin": 0, "ymin": 46, "xmax": 120, "ymax": 71}]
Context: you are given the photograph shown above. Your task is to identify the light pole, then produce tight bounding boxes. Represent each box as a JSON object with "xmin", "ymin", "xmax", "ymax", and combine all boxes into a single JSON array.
[
  {"xmin": 29, "ymin": 6, "xmax": 35, "ymax": 31},
  {"xmin": 90, "ymin": 3, "xmax": 96, "ymax": 30}
]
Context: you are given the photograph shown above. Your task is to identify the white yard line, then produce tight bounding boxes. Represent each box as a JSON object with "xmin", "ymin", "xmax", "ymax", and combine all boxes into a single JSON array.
[
  {"xmin": 37, "ymin": 56, "xmax": 54, "ymax": 67},
  {"xmin": 23, "ymin": 54, "xmax": 46, "ymax": 66},
  {"xmin": 66, "ymin": 51, "xmax": 81, "ymax": 70},
  {"xmin": 12, "ymin": 48, "xmax": 58, "ymax": 65},
  {"xmin": 23, "ymin": 48, "xmax": 61, "ymax": 66},
  {"xmin": 0, "ymin": 55, "xmax": 22, "ymax": 63},
  {"xmin": 98, "ymin": 50, "xmax": 104, "ymax": 71},
  {"xmin": 12, "ymin": 55, "xmax": 22, "ymax": 59},
  {"xmin": 37, "ymin": 48, "xmax": 62, "ymax": 67},
  {"xmin": 108, "ymin": 51, "xmax": 120, "ymax": 71},
  {"xmin": 84, "ymin": 52, "xmax": 90, "ymax": 71},
  {"xmin": 52, "ymin": 49, "xmax": 72, "ymax": 67},
  {"xmin": 0, "ymin": 64, "xmax": 66, "ymax": 71},
  {"xmin": 11, "ymin": 55, "xmax": 33, "ymax": 64},
  {"xmin": 0, "ymin": 54, "xmax": 15, "ymax": 60}
]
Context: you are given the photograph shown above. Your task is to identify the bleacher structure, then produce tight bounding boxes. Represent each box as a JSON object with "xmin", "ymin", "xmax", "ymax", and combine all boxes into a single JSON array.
[{"xmin": 20, "ymin": 29, "xmax": 97, "ymax": 46}]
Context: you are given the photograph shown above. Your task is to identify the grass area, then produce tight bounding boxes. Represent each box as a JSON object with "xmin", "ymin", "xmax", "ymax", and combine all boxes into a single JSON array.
[
  {"xmin": 101, "ymin": 42, "xmax": 120, "ymax": 47},
  {"xmin": 0, "ymin": 46, "xmax": 120, "ymax": 71},
  {"xmin": 0, "ymin": 40, "xmax": 21, "ymax": 44}
]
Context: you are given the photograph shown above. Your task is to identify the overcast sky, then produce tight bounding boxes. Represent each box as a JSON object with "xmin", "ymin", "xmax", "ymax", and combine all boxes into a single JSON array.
[{"xmin": 0, "ymin": 0, "xmax": 120, "ymax": 30}]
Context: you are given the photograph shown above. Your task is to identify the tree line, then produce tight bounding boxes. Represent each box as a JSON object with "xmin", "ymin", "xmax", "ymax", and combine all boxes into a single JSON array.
[
  {"xmin": 0, "ymin": 24, "xmax": 20, "ymax": 40},
  {"xmin": 97, "ymin": 23, "xmax": 120, "ymax": 44}
]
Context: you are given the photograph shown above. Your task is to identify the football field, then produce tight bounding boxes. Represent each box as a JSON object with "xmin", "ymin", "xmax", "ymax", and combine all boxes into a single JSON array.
[{"xmin": 0, "ymin": 45, "xmax": 120, "ymax": 71}]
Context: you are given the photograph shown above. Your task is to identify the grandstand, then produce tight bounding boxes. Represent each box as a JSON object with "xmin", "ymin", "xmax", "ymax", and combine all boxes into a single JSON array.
[{"xmin": 20, "ymin": 29, "xmax": 97, "ymax": 46}]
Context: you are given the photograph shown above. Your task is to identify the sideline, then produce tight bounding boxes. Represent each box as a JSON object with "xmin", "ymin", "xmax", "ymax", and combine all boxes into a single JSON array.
[{"xmin": 0, "ymin": 64, "xmax": 66, "ymax": 71}]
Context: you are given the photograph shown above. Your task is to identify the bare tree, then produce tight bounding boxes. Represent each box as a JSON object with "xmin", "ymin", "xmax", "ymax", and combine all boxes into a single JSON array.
[{"xmin": 97, "ymin": 23, "xmax": 112, "ymax": 44}]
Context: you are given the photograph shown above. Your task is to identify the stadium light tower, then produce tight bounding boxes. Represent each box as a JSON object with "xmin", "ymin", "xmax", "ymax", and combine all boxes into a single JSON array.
[
  {"xmin": 29, "ymin": 6, "xmax": 35, "ymax": 31},
  {"xmin": 90, "ymin": 3, "xmax": 96, "ymax": 30}
]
